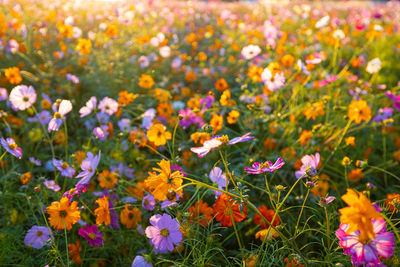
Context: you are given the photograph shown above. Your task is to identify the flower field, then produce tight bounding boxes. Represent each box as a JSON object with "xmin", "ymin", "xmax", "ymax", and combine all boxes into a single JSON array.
[{"xmin": 1, "ymin": 0, "xmax": 400, "ymax": 266}]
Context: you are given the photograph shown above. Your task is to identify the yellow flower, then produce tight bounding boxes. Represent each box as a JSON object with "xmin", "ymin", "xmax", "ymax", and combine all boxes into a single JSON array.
[
  {"xmin": 75, "ymin": 38, "xmax": 92, "ymax": 55},
  {"xmin": 147, "ymin": 123, "xmax": 171, "ymax": 146},
  {"xmin": 227, "ymin": 110, "xmax": 240, "ymax": 124},
  {"xmin": 339, "ymin": 189, "xmax": 382, "ymax": 243},
  {"xmin": 210, "ymin": 113, "xmax": 223, "ymax": 134},
  {"xmin": 302, "ymin": 101, "xmax": 325, "ymax": 120},
  {"xmin": 345, "ymin": 136, "xmax": 356, "ymax": 146},
  {"xmin": 46, "ymin": 197, "xmax": 81, "ymax": 230},
  {"xmin": 139, "ymin": 74, "xmax": 154, "ymax": 89},
  {"xmin": 348, "ymin": 99, "xmax": 371, "ymax": 123},
  {"xmin": 94, "ymin": 196, "xmax": 111, "ymax": 226},
  {"xmin": 4, "ymin": 67, "xmax": 22, "ymax": 84}
]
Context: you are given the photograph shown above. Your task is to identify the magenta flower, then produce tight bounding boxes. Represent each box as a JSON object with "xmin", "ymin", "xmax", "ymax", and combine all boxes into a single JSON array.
[
  {"xmin": 295, "ymin": 153, "xmax": 320, "ymax": 179},
  {"xmin": 98, "ymin": 97, "xmax": 118, "ymax": 116},
  {"xmin": 142, "ymin": 194, "xmax": 156, "ymax": 211},
  {"xmin": 52, "ymin": 158, "xmax": 75, "ymax": 178},
  {"xmin": 24, "ymin": 225, "xmax": 52, "ymax": 249},
  {"xmin": 48, "ymin": 100, "xmax": 72, "ymax": 132},
  {"xmin": 78, "ymin": 225, "xmax": 104, "ymax": 247},
  {"xmin": 145, "ymin": 213, "xmax": 182, "ymax": 254},
  {"xmin": 190, "ymin": 138, "xmax": 222, "ymax": 158},
  {"xmin": 9, "ymin": 85, "xmax": 37, "ymax": 111},
  {"xmin": 0, "ymin": 137, "xmax": 22, "ymax": 159},
  {"xmin": 385, "ymin": 91, "xmax": 400, "ymax": 110},
  {"xmin": 179, "ymin": 108, "xmax": 196, "ymax": 129},
  {"xmin": 79, "ymin": 96, "xmax": 97, "ymax": 118},
  {"xmin": 336, "ymin": 219, "xmax": 395, "ymax": 266},
  {"xmin": 245, "ymin": 158, "xmax": 285, "ymax": 174}
]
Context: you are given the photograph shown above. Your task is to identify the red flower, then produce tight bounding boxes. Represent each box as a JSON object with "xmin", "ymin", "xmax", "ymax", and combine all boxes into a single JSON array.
[
  {"xmin": 213, "ymin": 194, "xmax": 247, "ymax": 227},
  {"xmin": 253, "ymin": 205, "xmax": 279, "ymax": 229}
]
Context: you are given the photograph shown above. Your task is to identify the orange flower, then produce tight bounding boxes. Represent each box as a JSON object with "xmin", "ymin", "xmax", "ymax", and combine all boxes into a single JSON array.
[
  {"xmin": 299, "ymin": 130, "xmax": 312, "ymax": 146},
  {"xmin": 339, "ymin": 189, "xmax": 382, "ymax": 243},
  {"xmin": 144, "ymin": 159, "xmax": 183, "ymax": 201},
  {"xmin": 68, "ymin": 240, "xmax": 82, "ymax": 265},
  {"xmin": 154, "ymin": 88, "xmax": 171, "ymax": 102},
  {"xmin": 146, "ymin": 123, "xmax": 171, "ymax": 146},
  {"xmin": 215, "ymin": 78, "xmax": 228, "ymax": 91},
  {"xmin": 75, "ymin": 38, "xmax": 92, "ymax": 55},
  {"xmin": 210, "ymin": 113, "xmax": 223, "ymax": 134},
  {"xmin": 385, "ymin": 193, "xmax": 400, "ymax": 213},
  {"xmin": 4, "ymin": 67, "xmax": 22, "ymax": 84},
  {"xmin": 302, "ymin": 101, "xmax": 325, "ymax": 120},
  {"xmin": 281, "ymin": 54, "xmax": 295, "ymax": 67},
  {"xmin": 213, "ymin": 194, "xmax": 246, "ymax": 227},
  {"xmin": 348, "ymin": 168, "xmax": 364, "ymax": 182},
  {"xmin": 227, "ymin": 110, "xmax": 240, "ymax": 124},
  {"xmin": 255, "ymin": 228, "xmax": 278, "ymax": 241},
  {"xmin": 219, "ymin": 90, "xmax": 235, "ymax": 107},
  {"xmin": 139, "ymin": 74, "xmax": 154, "ymax": 89},
  {"xmin": 118, "ymin": 90, "xmax": 137, "ymax": 106},
  {"xmin": 197, "ymin": 51, "xmax": 207, "ymax": 61},
  {"xmin": 20, "ymin": 172, "xmax": 31, "ymax": 185},
  {"xmin": 248, "ymin": 65, "xmax": 263, "ymax": 82},
  {"xmin": 98, "ymin": 170, "xmax": 118, "ymax": 189},
  {"xmin": 253, "ymin": 205, "xmax": 279, "ymax": 229},
  {"xmin": 156, "ymin": 102, "xmax": 173, "ymax": 119},
  {"xmin": 94, "ymin": 196, "xmax": 111, "ymax": 226},
  {"xmin": 345, "ymin": 136, "xmax": 356, "ymax": 146},
  {"xmin": 264, "ymin": 137, "xmax": 277, "ymax": 150},
  {"xmin": 348, "ymin": 99, "xmax": 371, "ymax": 123},
  {"xmin": 57, "ymin": 23, "xmax": 73, "ymax": 38},
  {"xmin": 190, "ymin": 132, "xmax": 211, "ymax": 145},
  {"xmin": 46, "ymin": 197, "xmax": 81, "ymax": 230},
  {"xmin": 185, "ymin": 71, "xmax": 196, "ymax": 83},
  {"xmin": 120, "ymin": 204, "xmax": 142, "ymax": 229},
  {"xmin": 73, "ymin": 150, "xmax": 86, "ymax": 166},
  {"xmin": 188, "ymin": 200, "xmax": 214, "ymax": 226},
  {"xmin": 106, "ymin": 23, "xmax": 119, "ymax": 37}
]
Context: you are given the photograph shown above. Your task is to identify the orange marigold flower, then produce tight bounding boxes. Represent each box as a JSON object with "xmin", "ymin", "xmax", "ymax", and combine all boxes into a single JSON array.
[
  {"xmin": 219, "ymin": 90, "xmax": 235, "ymax": 107},
  {"xmin": 299, "ymin": 130, "xmax": 312, "ymax": 146},
  {"xmin": 68, "ymin": 240, "xmax": 82, "ymax": 265},
  {"xmin": 144, "ymin": 159, "xmax": 183, "ymax": 201},
  {"xmin": 46, "ymin": 197, "xmax": 81, "ymax": 230},
  {"xmin": 302, "ymin": 101, "xmax": 325, "ymax": 120},
  {"xmin": 156, "ymin": 102, "xmax": 173, "ymax": 119},
  {"xmin": 339, "ymin": 189, "xmax": 382, "ymax": 243},
  {"xmin": 120, "ymin": 204, "xmax": 142, "ymax": 229},
  {"xmin": 385, "ymin": 193, "xmax": 400, "ymax": 213},
  {"xmin": 215, "ymin": 78, "xmax": 228, "ymax": 91},
  {"xmin": 190, "ymin": 132, "xmax": 211, "ymax": 145},
  {"xmin": 345, "ymin": 136, "xmax": 356, "ymax": 146},
  {"xmin": 210, "ymin": 113, "xmax": 223, "ymax": 134},
  {"xmin": 106, "ymin": 23, "xmax": 119, "ymax": 38},
  {"xmin": 254, "ymin": 205, "xmax": 279, "ymax": 229},
  {"xmin": 213, "ymin": 194, "xmax": 246, "ymax": 227},
  {"xmin": 57, "ymin": 23, "xmax": 73, "ymax": 38},
  {"xmin": 185, "ymin": 71, "xmax": 196, "ymax": 83},
  {"xmin": 4, "ymin": 67, "xmax": 22, "ymax": 84},
  {"xmin": 98, "ymin": 170, "xmax": 118, "ymax": 189},
  {"xmin": 281, "ymin": 54, "xmax": 295, "ymax": 67},
  {"xmin": 348, "ymin": 168, "xmax": 364, "ymax": 182},
  {"xmin": 20, "ymin": 172, "xmax": 31, "ymax": 185},
  {"xmin": 75, "ymin": 38, "xmax": 92, "ymax": 55},
  {"xmin": 348, "ymin": 99, "xmax": 371, "ymax": 123},
  {"xmin": 188, "ymin": 200, "xmax": 214, "ymax": 226},
  {"xmin": 139, "ymin": 74, "xmax": 154, "ymax": 89},
  {"xmin": 118, "ymin": 90, "xmax": 137, "ymax": 106},
  {"xmin": 248, "ymin": 65, "xmax": 263, "ymax": 82},
  {"xmin": 227, "ymin": 110, "xmax": 240, "ymax": 124},
  {"xmin": 146, "ymin": 123, "xmax": 171, "ymax": 146},
  {"xmin": 94, "ymin": 196, "xmax": 111, "ymax": 226}
]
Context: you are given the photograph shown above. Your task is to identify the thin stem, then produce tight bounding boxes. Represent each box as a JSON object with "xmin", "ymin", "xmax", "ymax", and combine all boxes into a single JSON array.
[
  {"xmin": 324, "ymin": 207, "xmax": 330, "ymax": 249},
  {"xmin": 295, "ymin": 189, "xmax": 310, "ymax": 235},
  {"xmin": 63, "ymin": 219, "xmax": 70, "ymax": 267}
]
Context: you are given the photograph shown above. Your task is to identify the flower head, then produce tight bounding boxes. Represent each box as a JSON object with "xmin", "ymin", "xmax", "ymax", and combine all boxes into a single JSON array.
[
  {"xmin": 213, "ymin": 194, "xmax": 247, "ymax": 227},
  {"xmin": 98, "ymin": 97, "xmax": 118, "ymax": 116},
  {"xmin": 120, "ymin": 204, "xmax": 142, "ymax": 229},
  {"xmin": 24, "ymin": 225, "xmax": 52, "ymax": 249},
  {"xmin": 147, "ymin": 123, "xmax": 171, "ymax": 146},
  {"xmin": 46, "ymin": 197, "xmax": 81, "ymax": 230},
  {"xmin": 48, "ymin": 100, "xmax": 73, "ymax": 132},
  {"xmin": 295, "ymin": 153, "xmax": 320, "ymax": 179},
  {"xmin": 79, "ymin": 96, "xmax": 97, "ymax": 118},
  {"xmin": 78, "ymin": 225, "xmax": 103, "ymax": 246},
  {"xmin": 9, "ymin": 85, "xmax": 37, "ymax": 111},
  {"xmin": 0, "ymin": 137, "xmax": 23, "ymax": 159},
  {"xmin": 188, "ymin": 200, "xmax": 214, "ymax": 226},
  {"xmin": 348, "ymin": 99, "xmax": 371, "ymax": 124},
  {"xmin": 94, "ymin": 196, "xmax": 111, "ymax": 226},
  {"xmin": 52, "ymin": 158, "xmax": 75, "ymax": 178},
  {"xmin": 245, "ymin": 158, "xmax": 285, "ymax": 174},
  {"xmin": 254, "ymin": 205, "xmax": 279, "ymax": 230}
]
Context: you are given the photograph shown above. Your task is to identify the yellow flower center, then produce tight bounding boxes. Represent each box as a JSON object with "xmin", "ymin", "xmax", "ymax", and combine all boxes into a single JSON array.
[
  {"xmin": 61, "ymin": 162, "xmax": 68, "ymax": 169},
  {"xmin": 217, "ymin": 135, "xmax": 229, "ymax": 144},
  {"xmin": 54, "ymin": 112, "xmax": 63, "ymax": 119},
  {"xmin": 88, "ymin": 233, "xmax": 96, "ymax": 240},
  {"xmin": 9, "ymin": 143, "xmax": 17, "ymax": 150},
  {"xmin": 36, "ymin": 231, "xmax": 43, "ymax": 237},
  {"xmin": 160, "ymin": 228, "xmax": 169, "ymax": 237}
]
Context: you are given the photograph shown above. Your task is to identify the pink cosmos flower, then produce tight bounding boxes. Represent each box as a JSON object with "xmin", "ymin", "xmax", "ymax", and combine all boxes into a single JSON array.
[
  {"xmin": 48, "ymin": 100, "xmax": 72, "ymax": 132},
  {"xmin": 190, "ymin": 138, "xmax": 222, "ymax": 158},
  {"xmin": 245, "ymin": 158, "xmax": 285, "ymax": 174},
  {"xmin": 9, "ymin": 85, "xmax": 37, "ymax": 111},
  {"xmin": 261, "ymin": 68, "xmax": 285, "ymax": 91},
  {"xmin": 79, "ymin": 96, "xmax": 97, "ymax": 117},
  {"xmin": 98, "ymin": 97, "xmax": 118, "ymax": 116},
  {"xmin": 241, "ymin": 44, "xmax": 261, "ymax": 60},
  {"xmin": 0, "ymin": 137, "xmax": 22, "ymax": 159},
  {"xmin": 336, "ymin": 219, "xmax": 395, "ymax": 266},
  {"xmin": 52, "ymin": 158, "xmax": 75, "ymax": 178},
  {"xmin": 78, "ymin": 225, "xmax": 104, "ymax": 247},
  {"xmin": 228, "ymin": 132, "xmax": 254, "ymax": 145},
  {"xmin": 295, "ymin": 153, "xmax": 320, "ymax": 179},
  {"xmin": 145, "ymin": 213, "xmax": 182, "ymax": 254}
]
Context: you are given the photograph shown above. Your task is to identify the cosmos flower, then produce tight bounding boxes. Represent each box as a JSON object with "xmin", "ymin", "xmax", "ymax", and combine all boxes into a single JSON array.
[
  {"xmin": 94, "ymin": 196, "xmax": 111, "ymax": 226},
  {"xmin": 48, "ymin": 100, "xmax": 73, "ymax": 132},
  {"xmin": 24, "ymin": 225, "xmax": 52, "ymax": 249},
  {"xmin": 261, "ymin": 68, "xmax": 285, "ymax": 91},
  {"xmin": 297, "ymin": 60, "xmax": 311, "ymax": 75},
  {"xmin": 52, "ymin": 158, "xmax": 75, "ymax": 178},
  {"xmin": 0, "ymin": 88, "xmax": 8, "ymax": 101},
  {"xmin": 145, "ymin": 213, "xmax": 182, "ymax": 254},
  {"xmin": 245, "ymin": 158, "xmax": 285, "ymax": 174},
  {"xmin": 98, "ymin": 97, "xmax": 119, "ymax": 116},
  {"xmin": 66, "ymin": 73, "xmax": 80, "ymax": 84},
  {"xmin": 254, "ymin": 205, "xmax": 279, "ymax": 230},
  {"xmin": 120, "ymin": 204, "xmax": 142, "ymax": 229},
  {"xmin": 142, "ymin": 194, "xmax": 156, "ymax": 211},
  {"xmin": 75, "ymin": 151, "xmax": 101, "ymax": 186},
  {"xmin": 241, "ymin": 44, "xmax": 261, "ymax": 60},
  {"xmin": 78, "ymin": 225, "xmax": 103, "ymax": 247},
  {"xmin": 366, "ymin": 58, "xmax": 382, "ymax": 74},
  {"xmin": 79, "ymin": 96, "xmax": 97, "ymax": 118},
  {"xmin": 385, "ymin": 91, "xmax": 400, "ymax": 110},
  {"xmin": 190, "ymin": 138, "xmax": 222, "ymax": 158},
  {"xmin": 295, "ymin": 153, "xmax": 320, "ymax": 179},
  {"xmin": 209, "ymin": 166, "xmax": 227, "ymax": 198},
  {"xmin": 132, "ymin": 255, "xmax": 152, "ymax": 267},
  {"xmin": 44, "ymin": 180, "xmax": 61, "ymax": 192},
  {"xmin": 227, "ymin": 132, "xmax": 254, "ymax": 145},
  {"xmin": 214, "ymin": 194, "xmax": 247, "ymax": 227},
  {"xmin": 46, "ymin": 197, "xmax": 81, "ymax": 230},
  {"xmin": 372, "ymin": 107, "xmax": 393, "ymax": 123},
  {"xmin": 1, "ymin": 137, "xmax": 23, "ymax": 159},
  {"xmin": 9, "ymin": 85, "xmax": 37, "ymax": 111},
  {"xmin": 188, "ymin": 200, "xmax": 214, "ymax": 227}
]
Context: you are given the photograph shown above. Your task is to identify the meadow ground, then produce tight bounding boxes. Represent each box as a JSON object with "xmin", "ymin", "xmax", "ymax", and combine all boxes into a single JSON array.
[{"xmin": 0, "ymin": 0, "xmax": 400, "ymax": 266}]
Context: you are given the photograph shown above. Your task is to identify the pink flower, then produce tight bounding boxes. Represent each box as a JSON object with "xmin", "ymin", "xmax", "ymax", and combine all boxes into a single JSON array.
[
  {"xmin": 241, "ymin": 44, "xmax": 261, "ymax": 60},
  {"xmin": 245, "ymin": 158, "xmax": 285, "ymax": 174},
  {"xmin": 78, "ymin": 225, "xmax": 104, "ymax": 247},
  {"xmin": 0, "ymin": 137, "xmax": 22, "ymax": 159},
  {"xmin": 48, "ymin": 100, "xmax": 73, "ymax": 132},
  {"xmin": 79, "ymin": 96, "xmax": 97, "ymax": 117},
  {"xmin": 9, "ymin": 85, "xmax": 37, "ymax": 111},
  {"xmin": 190, "ymin": 138, "xmax": 222, "ymax": 158},
  {"xmin": 295, "ymin": 153, "xmax": 320, "ymax": 179},
  {"xmin": 336, "ymin": 219, "xmax": 395, "ymax": 266},
  {"xmin": 98, "ymin": 97, "xmax": 118, "ymax": 116}
]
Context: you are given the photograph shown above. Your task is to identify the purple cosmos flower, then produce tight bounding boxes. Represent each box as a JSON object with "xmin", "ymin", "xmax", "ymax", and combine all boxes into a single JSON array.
[
  {"xmin": 143, "ymin": 194, "xmax": 156, "ymax": 211},
  {"xmin": 79, "ymin": 96, "xmax": 97, "ymax": 118},
  {"xmin": 93, "ymin": 126, "xmax": 107, "ymax": 140},
  {"xmin": 132, "ymin": 255, "xmax": 152, "ymax": 267},
  {"xmin": 227, "ymin": 132, "xmax": 254, "ymax": 145},
  {"xmin": 111, "ymin": 162, "xmax": 124, "ymax": 176},
  {"xmin": 0, "ymin": 137, "xmax": 22, "ymax": 159},
  {"xmin": 118, "ymin": 118, "xmax": 131, "ymax": 132},
  {"xmin": 66, "ymin": 73, "xmax": 80, "ymax": 84},
  {"xmin": 244, "ymin": 158, "xmax": 285, "ymax": 174},
  {"xmin": 209, "ymin": 166, "xmax": 228, "ymax": 198},
  {"xmin": 76, "ymin": 151, "xmax": 101, "ymax": 186},
  {"xmin": 179, "ymin": 108, "xmax": 196, "ymax": 129},
  {"xmin": 44, "ymin": 180, "xmax": 60, "ymax": 192},
  {"xmin": 297, "ymin": 59, "xmax": 310, "ymax": 75},
  {"xmin": 27, "ymin": 110, "xmax": 51, "ymax": 125},
  {"xmin": 145, "ymin": 213, "xmax": 182, "ymax": 254},
  {"xmin": 98, "ymin": 97, "xmax": 118, "ymax": 116},
  {"xmin": 336, "ymin": 219, "xmax": 394, "ymax": 266},
  {"xmin": 385, "ymin": 91, "xmax": 400, "ymax": 110},
  {"xmin": 24, "ymin": 225, "xmax": 52, "ymax": 249},
  {"xmin": 52, "ymin": 158, "xmax": 75, "ymax": 178},
  {"xmin": 200, "ymin": 95, "xmax": 214, "ymax": 110},
  {"xmin": 48, "ymin": 100, "xmax": 72, "ymax": 132},
  {"xmin": 0, "ymin": 88, "xmax": 8, "ymax": 101},
  {"xmin": 29, "ymin": 157, "xmax": 42, "ymax": 166},
  {"xmin": 78, "ymin": 225, "xmax": 104, "ymax": 246},
  {"xmin": 295, "ymin": 153, "xmax": 320, "ymax": 179},
  {"xmin": 190, "ymin": 138, "xmax": 222, "ymax": 158},
  {"xmin": 161, "ymin": 194, "xmax": 180, "ymax": 209},
  {"xmin": 124, "ymin": 166, "xmax": 135, "ymax": 179},
  {"xmin": 142, "ymin": 108, "xmax": 156, "ymax": 130},
  {"xmin": 319, "ymin": 196, "xmax": 336, "ymax": 205},
  {"xmin": 372, "ymin": 107, "xmax": 393, "ymax": 123},
  {"xmin": 9, "ymin": 85, "xmax": 37, "ymax": 111}
]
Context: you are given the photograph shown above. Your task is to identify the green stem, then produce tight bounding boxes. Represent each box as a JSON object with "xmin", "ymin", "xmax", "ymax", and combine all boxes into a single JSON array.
[{"xmin": 295, "ymin": 189, "xmax": 310, "ymax": 235}]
